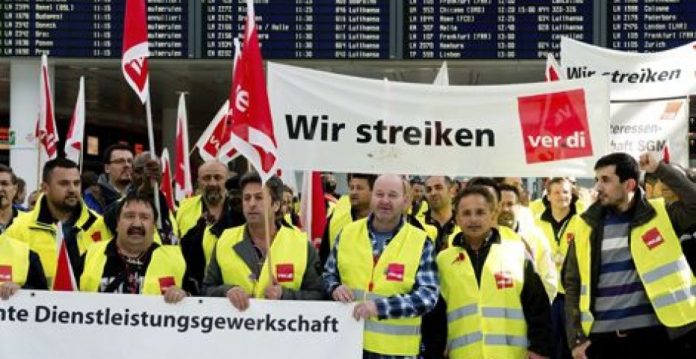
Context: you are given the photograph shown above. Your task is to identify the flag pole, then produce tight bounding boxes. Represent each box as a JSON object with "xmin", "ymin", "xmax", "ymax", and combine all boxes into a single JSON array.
[{"xmin": 145, "ymin": 97, "xmax": 164, "ymax": 237}]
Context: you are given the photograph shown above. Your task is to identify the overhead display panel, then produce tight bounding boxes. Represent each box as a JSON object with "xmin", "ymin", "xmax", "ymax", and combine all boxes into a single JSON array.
[
  {"xmin": 0, "ymin": 0, "xmax": 189, "ymax": 57},
  {"xmin": 404, "ymin": 0, "xmax": 594, "ymax": 59},
  {"xmin": 608, "ymin": 0, "xmax": 696, "ymax": 52},
  {"xmin": 201, "ymin": 0, "xmax": 390, "ymax": 59}
]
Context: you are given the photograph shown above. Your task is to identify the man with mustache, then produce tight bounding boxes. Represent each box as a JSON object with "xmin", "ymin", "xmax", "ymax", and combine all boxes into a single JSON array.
[
  {"xmin": 177, "ymin": 160, "xmax": 244, "ymax": 292},
  {"xmin": 565, "ymin": 152, "xmax": 696, "ymax": 359},
  {"xmin": 319, "ymin": 173, "xmax": 376, "ymax": 265},
  {"xmin": 202, "ymin": 172, "xmax": 323, "ymax": 310},
  {"xmin": 78, "ymin": 194, "xmax": 192, "ymax": 302},
  {"xmin": 323, "ymin": 174, "xmax": 439, "ymax": 358},
  {"xmin": 4, "ymin": 158, "xmax": 107, "ymax": 288}
]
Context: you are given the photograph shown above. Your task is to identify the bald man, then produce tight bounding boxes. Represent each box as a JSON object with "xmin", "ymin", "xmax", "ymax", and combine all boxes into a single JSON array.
[
  {"xmin": 177, "ymin": 160, "xmax": 245, "ymax": 290},
  {"xmin": 323, "ymin": 174, "xmax": 439, "ymax": 359}
]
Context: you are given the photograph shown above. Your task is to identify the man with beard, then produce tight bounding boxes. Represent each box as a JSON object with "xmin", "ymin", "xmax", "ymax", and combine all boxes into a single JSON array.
[
  {"xmin": 565, "ymin": 152, "xmax": 696, "ymax": 359},
  {"xmin": 319, "ymin": 173, "xmax": 376, "ymax": 265},
  {"xmin": 423, "ymin": 176, "xmax": 458, "ymax": 253},
  {"xmin": 78, "ymin": 194, "xmax": 193, "ymax": 301},
  {"xmin": 202, "ymin": 173, "xmax": 323, "ymax": 310},
  {"xmin": 0, "ymin": 164, "xmax": 20, "ymax": 233},
  {"xmin": 5, "ymin": 158, "xmax": 107, "ymax": 287},
  {"xmin": 85, "ymin": 144, "xmax": 133, "ymax": 213},
  {"xmin": 323, "ymin": 174, "xmax": 438, "ymax": 358},
  {"xmin": 177, "ymin": 160, "xmax": 244, "ymax": 291}
]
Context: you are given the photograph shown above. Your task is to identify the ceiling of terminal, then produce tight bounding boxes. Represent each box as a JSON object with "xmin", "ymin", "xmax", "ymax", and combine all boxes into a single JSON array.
[{"xmin": 0, "ymin": 59, "xmax": 546, "ymax": 142}]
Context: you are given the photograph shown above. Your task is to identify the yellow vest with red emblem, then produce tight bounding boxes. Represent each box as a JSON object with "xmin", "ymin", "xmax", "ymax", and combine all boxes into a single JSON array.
[
  {"xmin": 4, "ymin": 195, "xmax": 107, "ymax": 287},
  {"xmin": 535, "ymin": 215, "xmax": 578, "ymax": 294},
  {"xmin": 215, "ymin": 224, "xmax": 307, "ymax": 298},
  {"xmin": 438, "ymin": 230, "xmax": 528, "ymax": 359},
  {"xmin": 79, "ymin": 240, "xmax": 186, "ymax": 295},
  {"xmin": 572, "ymin": 198, "xmax": 696, "ymax": 335},
  {"xmin": 337, "ymin": 218, "xmax": 427, "ymax": 356},
  {"xmin": 0, "ymin": 236, "xmax": 31, "ymax": 287}
]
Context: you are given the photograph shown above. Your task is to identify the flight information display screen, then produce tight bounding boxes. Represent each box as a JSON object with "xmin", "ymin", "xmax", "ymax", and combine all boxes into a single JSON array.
[
  {"xmin": 201, "ymin": 0, "xmax": 391, "ymax": 59},
  {"xmin": 608, "ymin": 0, "xmax": 696, "ymax": 52},
  {"xmin": 0, "ymin": 0, "xmax": 189, "ymax": 57},
  {"xmin": 404, "ymin": 0, "xmax": 594, "ymax": 59}
]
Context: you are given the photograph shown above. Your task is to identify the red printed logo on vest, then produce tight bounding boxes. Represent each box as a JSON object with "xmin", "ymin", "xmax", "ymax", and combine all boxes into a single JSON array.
[
  {"xmin": 91, "ymin": 231, "xmax": 102, "ymax": 242},
  {"xmin": 495, "ymin": 271, "xmax": 514, "ymax": 289},
  {"xmin": 385, "ymin": 263, "xmax": 405, "ymax": 282},
  {"xmin": 158, "ymin": 276, "xmax": 176, "ymax": 294},
  {"xmin": 0, "ymin": 265, "xmax": 12, "ymax": 282},
  {"xmin": 517, "ymin": 89, "xmax": 593, "ymax": 164},
  {"xmin": 276, "ymin": 263, "xmax": 295, "ymax": 283},
  {"xmin": 642, "ymin": 227, "xmax": 665, "ymax": 250},
  {"xmin": 566, "ymin": 232, "xmax": 575, "ymax": 243}
]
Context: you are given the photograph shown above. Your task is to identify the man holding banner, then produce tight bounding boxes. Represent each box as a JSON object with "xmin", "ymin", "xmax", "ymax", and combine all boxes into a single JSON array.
[
  {"xmin": 323, "ymin": 174, "xmax": 439, "ymax": 358},
  {"xmin": 78, "ymin": 193, "xmax": 191, "ymax": 302},
  {"xmin": 202, "ymin": 172, "xmax": 324, "ymax": 310},
  {"xmin": 564, "ymin": 152, "xmax": 696, "ymax": 359}
]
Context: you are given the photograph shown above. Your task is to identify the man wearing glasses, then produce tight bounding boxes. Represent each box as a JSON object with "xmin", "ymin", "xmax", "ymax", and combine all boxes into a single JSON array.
[{"xmin": 84, "ymin": 144, "xmax": 133, "ymax": 214}]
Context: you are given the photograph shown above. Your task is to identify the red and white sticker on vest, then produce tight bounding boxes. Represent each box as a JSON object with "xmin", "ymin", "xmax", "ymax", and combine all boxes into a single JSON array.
[
  {"xmin": 158, "ymin": 276, "xmax": 176, "ymax": 294},
  {"xmin": 276, "ymin": 263, "xmax": 295, "ymax": 283},
  {"xmin": 385, "ymin": 263, "xmax": 405, "ymax": 282},
  {"xmin": 91, "ymin": 231, "xmax": 102, "ymax": 242},
  {"xmin": 0, "ymin": 265, "xmax": 12, "ymax": 282},
  {"xmin": 642, "ymin": 227, "xmax": 665, "ymax": 250},
  {"xmin": 494, "ymin": 271, "xmax": 514, "ymax": 289}
]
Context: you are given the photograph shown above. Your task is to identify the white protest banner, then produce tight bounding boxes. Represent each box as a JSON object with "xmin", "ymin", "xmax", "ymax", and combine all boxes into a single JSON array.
[
  {"xmin": 561, "ymin": 37, "xmax": 694, "ymax": 165},
  {"xmin": 0, "ymin": 291, "xmax": 362, "ymax": 359},
  {"xmin": 561, "ymin": 37, "xmax": 696, "ymax": 100},
  {"xmin": 610, "ymin": 99, "xmax": 689, "ymax": 164},
  {"xmin": 268, "ymin": 63, "xmax": 610, "ymax": 177}
]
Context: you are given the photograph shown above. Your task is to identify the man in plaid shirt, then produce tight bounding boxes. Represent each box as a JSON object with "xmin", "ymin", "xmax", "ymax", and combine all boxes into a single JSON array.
[{"xmin": 323, "ymin": 174, "xmax": 439, "ymax": 359}]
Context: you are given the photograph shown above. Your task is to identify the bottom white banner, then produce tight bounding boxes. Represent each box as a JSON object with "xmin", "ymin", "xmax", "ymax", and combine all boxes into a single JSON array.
[{"xmin": 0, "ymin": 291, "xmax": 363, "ymax": 358}]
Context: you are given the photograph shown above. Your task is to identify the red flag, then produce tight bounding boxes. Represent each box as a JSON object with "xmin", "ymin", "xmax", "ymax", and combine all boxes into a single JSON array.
[
  {"xmin": 122, "ymin": 0, "xmax": 150, "ymax": 103},
  {"xmin": 52, "ymin": 223, "xmax": 77, "ymax": 291},
  {"xmin": 220, "ymin": 0, "xmax": 279, "ymax": 183},
  {"xmin": 195, "ymin": 100, "xmax": 235, "ymax": 161},
  {"xmin": 160, "ymin": 148, "xmax": 176, "ymax": 211},
  {"xmin": 545, "ymin": 53, "xmax": 565, "ymax": 82},
  {"xmin": 65, "ymin": 76, "xmax": 85, "ymax": 164},
  {"xmin": 663, "ymin": 144, "xmax": 670, "ymax": 164},
  {"xmin": 174, "ymin": 94, "xmax": 193, "ymax": 201},
  {"xmin": 300, "ymin": 172, "xmax": 327, "ymax": 250},
  {"xmin": 38, "ymin": 54, "xmax": 59, "ymax": 160}
]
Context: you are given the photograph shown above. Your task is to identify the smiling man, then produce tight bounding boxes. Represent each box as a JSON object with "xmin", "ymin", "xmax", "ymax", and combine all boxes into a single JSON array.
[
  {"xmin": 323, "ymin": 174, "xmax": 439, "ymax": 359},
  {"xmin": 78, "ymin": 194, "xmax": 192, "ymax": 303}
]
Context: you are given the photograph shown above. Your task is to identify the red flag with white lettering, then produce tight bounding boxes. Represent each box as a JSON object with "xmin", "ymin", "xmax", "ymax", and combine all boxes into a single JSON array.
[
  {"xmin": 52, "ymin": 223, "xmax": 77, "ymax": 291},
  {"xmin": 38, "ymin": 54, "xmax": 59, "ymax": 161},
  {"xmin": 220, "ymin": 0, "xmax": 279, "ymax": 183},
  {"xmin": 174, "ymin": 94, "xmax": 193, "ymax": 202},
  {"xmin": 300, "ymin": 171, "xmax": 327, "ymax": 250},
  {"xmin": 65, "ymin": 76, "xmax": 85, "ymax": 165},
  {"xmin": 160, "ymin": 148, "xmax": 176, "ymax": 211},
  {"xmin": 122, "ymin": 0, "xmax": 150, "ymax": 103},
  {"xmin": 545, "ymin": 53, "xmax": 565, "ymax": 82}
]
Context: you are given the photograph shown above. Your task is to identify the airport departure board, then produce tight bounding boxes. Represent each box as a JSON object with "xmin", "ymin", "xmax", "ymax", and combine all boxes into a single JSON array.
[
  {"xmin": 0, "ymin": 0, "xmax": 189, "ymax": 57},
  {"xmin": 404, "ymin": 0, "xmax": 594, "ymax": 59},
  {"xmin": 201, "ymin": 0, "xmax": 390, "ymax": 59},
  {"xmin": 608, "ymin": 0, "xmax": 696, "ymax": 52}
]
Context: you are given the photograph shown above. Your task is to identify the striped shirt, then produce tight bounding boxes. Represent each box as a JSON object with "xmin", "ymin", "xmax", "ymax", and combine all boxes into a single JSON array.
[{"xmin": 592, "ymin": 211, "xmax": 659, "ymax": 333}]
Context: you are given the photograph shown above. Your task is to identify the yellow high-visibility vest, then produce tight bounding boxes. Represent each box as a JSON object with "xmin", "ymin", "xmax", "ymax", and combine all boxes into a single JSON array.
[
  {"xmin": 0, "ymin": 236, "xmax": 31, "ymax": 287},
  {"xmin": 215, "ymin": 224, "xmax": 307, "ymax": 298},
  {"xmin": 572, "ymin": 198, "xmax": 696, "ymax": 335},
  {"xmin": 337, "ymin": 218, "xmax": 427, "ymax": 356},
  {"xmin": 438, "ymin": 231, "xmax": 528, "ymax": 359}
]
